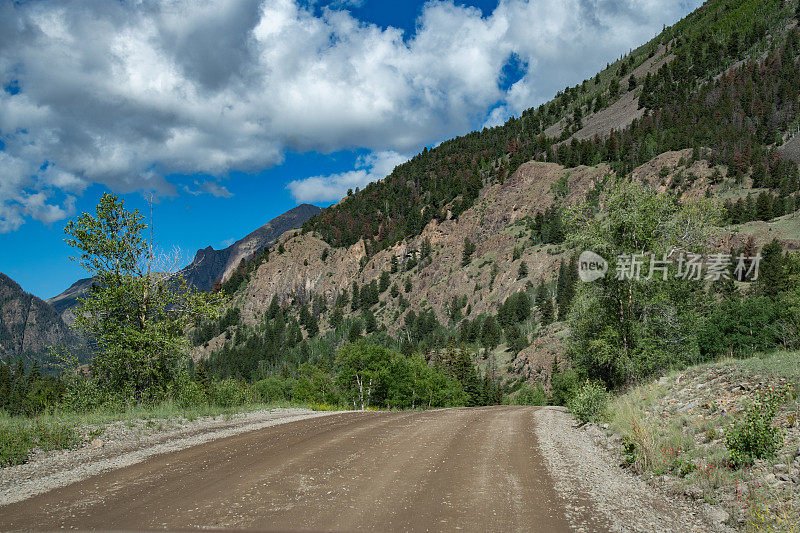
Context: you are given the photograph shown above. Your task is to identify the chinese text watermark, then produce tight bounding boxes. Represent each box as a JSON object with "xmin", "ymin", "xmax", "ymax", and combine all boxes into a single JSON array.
[{"xmin": 578, "ymin": 251, "xmax": 761, "ymax": 283}]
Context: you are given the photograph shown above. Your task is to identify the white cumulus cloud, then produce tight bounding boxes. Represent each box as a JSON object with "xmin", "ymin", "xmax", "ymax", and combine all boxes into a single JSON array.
[
  {"xmin": 287, "ymin": 150, "xmax": 410, "ymax": 203},
  {"xmin": 0, "ymin": 0, "xmax": 702, "ymax": 230}
]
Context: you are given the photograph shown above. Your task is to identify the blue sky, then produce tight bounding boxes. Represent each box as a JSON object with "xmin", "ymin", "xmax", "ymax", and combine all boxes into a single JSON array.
[{"xmin": 0, "ymin": 0, "xmax": 702, "ymax": 299}]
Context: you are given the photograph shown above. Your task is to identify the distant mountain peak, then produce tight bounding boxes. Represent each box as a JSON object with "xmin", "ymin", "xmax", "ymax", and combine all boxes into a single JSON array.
[
  {"xmin": 1, "ymin": 272, "xmax": 83, "ymax": 363},
  {"xmin": 178, "ymin": 203, "xmax": 323, "ymax": 291}
]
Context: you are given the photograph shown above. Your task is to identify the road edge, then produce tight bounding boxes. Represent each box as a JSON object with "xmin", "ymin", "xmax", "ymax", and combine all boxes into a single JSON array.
[
  {"xmin": 533, "ymin": 406, "xmax": 734, "ymax": 532},
  {"xmin": 0, "ymin": 408, "xmax": 343, "ymax": 507}
]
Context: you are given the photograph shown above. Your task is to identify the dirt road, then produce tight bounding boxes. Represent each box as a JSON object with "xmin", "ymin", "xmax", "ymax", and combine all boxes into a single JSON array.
[
  {"xmin": 0, "ymin": 407, "xmax": 575, "ymax": 531},
  {"xmin": 0, "ymin": 406, "xmax": 724, "ymax": 532}
]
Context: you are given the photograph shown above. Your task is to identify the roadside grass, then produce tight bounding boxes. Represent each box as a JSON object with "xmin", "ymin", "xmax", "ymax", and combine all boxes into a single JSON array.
[
  {"xmin": 0, "ymin": 399, "xmax": 337, "ymax": 468},
  {"xmin": 605, "ymin": 351, "xmax": 800, "ymax": 530},
  {"xmin": 743, "ymin": 483, "xmax": 800, "ymax": 533},
  {"xmin": 0, "ymin": 413, "xmax": 81, "ymax": 467}
]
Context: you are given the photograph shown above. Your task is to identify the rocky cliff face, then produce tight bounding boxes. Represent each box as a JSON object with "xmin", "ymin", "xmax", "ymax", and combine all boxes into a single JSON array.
[
  {"xmin": 234, "ymin": 162, "xmax": 608, "ymax": 329},
  {"xmin": 46, "ymin": 277, "xmax": 95, "ymax": 326},
  {"xmin": 180, "ymin": 203, "xmax": 322, "ymax": 291},
  {"xmin": 0, "ymin": 273, "xmax": 82, "ymax": 362},
  {"xmin": 199, "ymin": 149, "xmax": 798, "ymax": 373}
]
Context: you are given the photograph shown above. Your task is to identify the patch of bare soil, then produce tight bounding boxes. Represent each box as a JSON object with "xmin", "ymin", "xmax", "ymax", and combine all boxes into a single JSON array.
[{"xmin": 779, "ymin": 134, "xmax": 800, "ymax": 165}]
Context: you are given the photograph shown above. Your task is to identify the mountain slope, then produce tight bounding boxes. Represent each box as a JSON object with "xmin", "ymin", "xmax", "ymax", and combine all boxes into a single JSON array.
[
  {"xmin": 219, "ymin": 0, "xmax": 800, "ymax": 323},
  {"xmin": 180, "ymin": 203, "xmax": 322, "ymax": 291},
  {"xmin": 238, "ymin": 163, "xmax": 603, "ymax": 327},
  {"xmin": 197, "ymin": 0, "xmax": 800, "ymax": 390},
  {"xmin": 46, "ymin": 277, "xmax": 95, "ymax": 326},
  {"xmin": 0, "ymin": 273, "xmax": 83, "ymax": 363},
  {"xmin": 303, "ymin": 0, "xmax": 793, "ymax": 253}
]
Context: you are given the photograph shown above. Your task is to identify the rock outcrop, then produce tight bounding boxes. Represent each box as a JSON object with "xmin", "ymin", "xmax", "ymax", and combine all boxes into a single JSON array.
[
  {"xmin": 0, "ymin": 273, "xmax": 83, "ymax": 362},
  {"xmin": 180, "ymin": 203, "xmax": 322, "ymax": 291}
]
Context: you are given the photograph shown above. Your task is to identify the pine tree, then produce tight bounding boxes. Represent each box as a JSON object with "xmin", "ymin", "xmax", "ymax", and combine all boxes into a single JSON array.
[
  {"xmin": 757, "ymin": 239, "xmax": 789, "ymax": 298},
  {"xmin": 462, "ymin": 238, "xmax": 476, "ymax": 267},
  {"xmin": 379, "ymin": 271, "xmax": 390, "ymax": 293},
  {"xmin": 480, "ymin": 316, "xmax": 501, "ymax": 350},
  {"xmin": 14, "ymin": 358, "xmax": 25, "ymax": 382},
  {"xmin": 330, "ymin": 307, "xmax": 344, "ymax": 330},
  {"xmin": 556, "ymin": 257, "xmax": 578, "ymax": 320},
  {"xmin": 505, "ymin": 324, "xmax": 529, "ymax": 354},
  {"xmin": 0, "ymin": 362, "xmax": 10, "ymax": 410},
  {"xmin": 29, "ymin": 360, "xmax": 41, "ymax": 381},
  {"xmin": 347, "ymin": 320, "xmax": 363, "ymax": 342},
  {"xmin": 751, "ymin": 163, "xmax": 766, "ymax": 188},
  {"xmin": 267, "ymin": 295, "xmax": 281, "ymax": 320},
  {"xmin": 517, "ymin": 261, "xmax": 529, "ymax": 280},
  {"xmin": 420, "ymin": 237, "xmax": 432, "ymax": 259},
  {"xmin": 756, "ymin": 191, "xmax": 773, "ymax": 221},
  {"xmin": 306, "ymin": 312, "xmax": 319, "ymax": 337},
  {"xmin": 363, "ymin": 310, "xmax": 377, "ymax": 333},
  {"xmin": 536, "ymin": 280, "xmax": 554, "ymax": 325},
  {"xmin": 360, "ymin": 280, "xmax": 379, "ymax": 308},
  {"xmin": 351, "ymin": 282, "xmax": 360, "ymax": 311},
  {"xmin": 453, "ymin": 347, "xmax": 481, "ymax": 406},
  {"xmin": 195, "ymin": 361, "xmax": 210, "ymax": 395}
]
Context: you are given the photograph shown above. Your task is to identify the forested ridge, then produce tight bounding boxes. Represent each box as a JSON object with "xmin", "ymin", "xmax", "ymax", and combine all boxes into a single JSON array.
[
  {"xmin": 188, "ymin": 0, "xmax": 800, "ymax": 413},
  {"xmin": 304, "ymin": 0, "xmax": 799, "ymax": 253}
]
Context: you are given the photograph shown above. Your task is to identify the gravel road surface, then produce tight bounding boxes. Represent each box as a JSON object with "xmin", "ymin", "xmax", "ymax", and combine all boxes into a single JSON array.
[{"xmin": 0, "ymin": 406, "xmax": 725, "ymax": 532}]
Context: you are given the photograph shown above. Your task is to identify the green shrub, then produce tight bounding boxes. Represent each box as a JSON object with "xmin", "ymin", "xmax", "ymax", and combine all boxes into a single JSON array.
[
  {"xmin": 60, "ymin": 376, "xmax": 103, "ymax": 413},
  {"xmin": 209, "ymin": 378, "xmax": 248, "ymax": 408},
  {"xmin": 0, "ymin": 424, "xmax": 33, "ymax": 467},
  {"xmin": 726, "ymin": 388, "xmax": 787, "ymax": 467},
  {"xmin": 515, "ymin": 383, "xmax": 547, "ymax": 406},
  {"xmin": 568, "ymin": 380, "xmax": 610, "ymax": 423},
  {"xmin": 253, "ymin": 376, "xmax": 293, "ymax": 404},
  {"xmin": 173, "ymin": 380, "xmax": 208, "ymax": 408},
  {"xmin": 550, "ymin": 366, "xmax": 580, "ymax": 406},
  {"xmin": 0, "ymin": 420, "xmax": 79, "ymax": 467}
]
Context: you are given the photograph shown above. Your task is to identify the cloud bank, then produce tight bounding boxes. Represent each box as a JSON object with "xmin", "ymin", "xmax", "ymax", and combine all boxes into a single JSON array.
[{"xmin": 0, "ymin": 0, "xmax": 702, "ymax": 231}]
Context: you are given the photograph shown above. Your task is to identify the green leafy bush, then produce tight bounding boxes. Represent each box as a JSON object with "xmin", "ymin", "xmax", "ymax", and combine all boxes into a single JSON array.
[
  {"xmin": 172, "ymin": 379, "xmax": 208, "ymax": 408},
  {"xmin": 209, "ymin": 378, "xmax": 248, "ymax": 408},
  {"xmin": 253, "ymin": 376, "xmax": 293, "ymax": 404},
  {"xmin": 726, "ymin": 388, "xmax": 787, "ymax": 467},
  {"xmin": 60, "ymin": 376, "xmax": 103, "ymax": 413},
  {"xmin": 515, "ymin": 383, "xmax": 547, "ymax": 406},
  {"xmin": 550, "ymin": 366, "xmax": 580, "ymax": 406},
  {"xmin": 568, "ymin": 380, "xmax": 610, "ymax": 423}
]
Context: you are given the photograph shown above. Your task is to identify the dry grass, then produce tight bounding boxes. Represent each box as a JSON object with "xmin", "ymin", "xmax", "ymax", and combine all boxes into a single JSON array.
[{"xmin": 606, "ymin": 351, "xmax": 800, "ymax": 530}]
